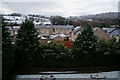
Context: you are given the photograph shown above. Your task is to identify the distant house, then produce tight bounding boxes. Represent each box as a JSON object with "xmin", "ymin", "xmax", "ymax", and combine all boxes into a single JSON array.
[
  {"xmin": 3, "ymin": 16, "xmax": 25, "ymax": 25},
  {"xmin": 94, "ymin": 27, "xmax": 120, "ymax": 41},
  {"xmin": 109, "ymin": 28, "xmax": 120, "ymax": 41},
  {"xmin": 33, "ymin": 18, "xmax": 52, "ymax": 25},
  {"xmin": 70, "ymin": 27, "xmax": 120, "ymax": 41},
  {"xmin": 35, "ymin": 25, "xmax": 50, "ymax": 38},
  {"xmin": 36, "ymin": 25, "xmax": 74, "ymax": 39},
  {"xmin": 94, "ymin": 28, "xmax": 110, "ymax": 41},
  {"xmin": 7, "ymin": 25, "xmax": 74, "ymax": 43},
  {"xmin": 55, "ymin": 25, "xmax": 74, "ymax": 35},
  {"xmin": 69, "ymin": 26, "xmax": 82, "ymax": 41}
]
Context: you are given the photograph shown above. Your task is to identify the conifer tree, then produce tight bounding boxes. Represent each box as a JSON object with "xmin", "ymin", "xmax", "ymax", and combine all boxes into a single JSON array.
[
  {"xmin": 2, "ymin": 18, "xmax": 14, "ymax": 75},
  {"xmin": 15, "ymin": 19, "xmax": 40, "ymax": 67},
  {"xmin": 73, "ymin": 23, "xmax": 98, "ymax": 58}
]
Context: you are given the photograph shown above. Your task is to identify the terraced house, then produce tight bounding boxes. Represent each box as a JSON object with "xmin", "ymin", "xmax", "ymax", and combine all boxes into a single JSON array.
[
  {"xmin": 7, "ymin": 25, "xmax": 74, "ymax": 43},
  {"xmin": 70, "ymin": 27, "xmax": 120, "ymax": 41}
]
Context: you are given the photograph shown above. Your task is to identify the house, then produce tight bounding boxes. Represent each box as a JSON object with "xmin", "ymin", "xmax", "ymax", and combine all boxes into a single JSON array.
[
  {"xmin": 69, "ymin": 26, "xmax": 82, "ymax": 41},
  {"xmin": 96, "ymin": 27, "xmax": 120, "ymax": 41},
  {"xmin": 36, "ymin": 25, "xmax": 74, "ymax": 39},
  {"xmin": 69, "ymin": 27, "xmax": 119, "ymax": 41},
  {"xmin": 33, "ymin": 18, "xmax": 52, "ymax": 25},
  {"xmin": 7, "ymin": 25, "xmax": 74, "ymax": 43},
  {"xmin": 3, "ymin": 15, "xmax": 25, "ymax": 25},
  {"xmin": 35, "ymin": 25, "xmax": 50, "ymax": 38},
  {"xmin": 94, "ymin": 28, "xmax": 111, "ymax": 41},
  {"xmin": 55, "ymin": 25, "xmax": 74, "ymax": 35},
  {"xmin": 109, "ymin": 28, "xmax": 120, "ymax": 41},
  {"xmin": 93, "ymin": 27, "xmax": 120, "ymax": 41}
]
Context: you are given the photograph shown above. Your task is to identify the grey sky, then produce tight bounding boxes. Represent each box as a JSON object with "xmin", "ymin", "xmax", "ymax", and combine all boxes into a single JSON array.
[{"xmin": 0, "ymin": 0, "xmax": 119, "ymax": 17}]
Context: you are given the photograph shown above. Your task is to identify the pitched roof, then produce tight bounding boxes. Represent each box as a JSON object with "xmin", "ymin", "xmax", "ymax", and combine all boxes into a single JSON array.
[
  {"xmin": 35, "ymin": 25, "xmax": 74, "ymax": 29},
  {"xmin": 59, "ymin": 34, "xmax": 66, "ymax": 37},
  {"xmin": 110, "ymin": 29, "xmax": 120, "ymax": 36},
  {"xmin": 93, "ymin": 27, "xmax": 120, "ymax": 37},
  {"xmin": 102, "ymin": 28, "xmax": 115, "ymax": 33},
  {"xmin": 7, "ymin": 26, "xmax": 20, "ymax": 30},
  {"xmin": 49, "ymin": 35, "xmax": 58, "ymax": 39},
  {"xmin": 73, "ymin": 26, "xmax": 82, "ymax": 34},
  {"xmin": 55, "ymin": 25, "xmax": 74, "ymax": 29},
  {"xmin": 43, "ymin": 22, "xmax": 51, "ymax": 25},
  {"xmin": 38, "ymin": 35, "xmax": 47, "ymax": 39},
  {"xmin": 49, "ymin": 34, "xmax": 66, "ymax": 39},
  {"xmin": 35, "ymin": 25, "xmax": 51, "ymax": 29}
]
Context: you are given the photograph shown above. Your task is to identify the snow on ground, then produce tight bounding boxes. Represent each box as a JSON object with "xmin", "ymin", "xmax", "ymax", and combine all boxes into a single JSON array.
[{"xmin": 17, "ymin": 71, "xmax": 119, "ymax": 78}]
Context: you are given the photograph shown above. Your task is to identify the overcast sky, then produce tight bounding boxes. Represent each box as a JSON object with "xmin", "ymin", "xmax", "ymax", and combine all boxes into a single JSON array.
[{"xmin": 0, "ymin": 0, "xmax": 119, "ymax": 17}]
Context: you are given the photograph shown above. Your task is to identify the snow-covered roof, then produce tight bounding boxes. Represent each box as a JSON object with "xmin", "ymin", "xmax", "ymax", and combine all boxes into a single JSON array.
[
  {"xmin": 3, "ymin": 16, "xmax": 24, "ymax": 20},
  {"xmin": 3, "ymin": 16, "xmax": 14, "ymax": 20},
  {"xmin": 73, "ymin": 26, "xmax": 82, "ymax": 34},
  {"xmin": 38, "ymin": 35, "xmax": 47, "ymax": 39},
  {"xmin": 3, "ymin": 16, "xmax": 25, "ymax": 25},
  {"xmin": 14, "ymin": 16, "xmax": 22, "ymax": 19},
  {"xmin": 13, "ymin": 26, "xmax": 20, "ymax": 29},
  {"xmin": 102, "ymin": 28, "xmax": 115, "ymax": 33},
  {"xmin": 93, "ymin": 27, "xmax": 99, "ymax": 31},
  {"xmin": 16, "ymin": 20, "xmax": 23, "ymax": 24},
  {"xmin": 44, "ymin": 18, "xmax": 50, "ymax": 21},
  {"xmin": 110, "ymin": 29, "xmax": 120, "ymax": 37},
  {"xmin": 49, "ymin": 34, "xmax": 66, "ymax": 39},
  {"xmin": 59, "ymin": 34, "xmax": 66, "ymax": 37},
  {"xmin": 7, "ymin": 26, "xmax": 20, "ymax": 30},
  {"xmin": 74, "ymin": 26, "xmax": 81, "ymax": 30},
  {"xmin": 33, "ymin": 21, "xmax": 42, "ymax": 25},
  {"xmin": 75, "ymin": 31, "xmax": 81, "ymax": 35},
  {"xmin": 49, "ymin": 35, "xmax": 58, "ymax": 39},
  {"xmin": 93, "ymin": 27, "xmax": 115, "ymax": 32},
  {"xmin": 4, "ymin": 21, "xmax": 12, "ymax": 23},
  {"xmin": 43, "ymin": 22, "xmax": 51, "ymax": 25}
]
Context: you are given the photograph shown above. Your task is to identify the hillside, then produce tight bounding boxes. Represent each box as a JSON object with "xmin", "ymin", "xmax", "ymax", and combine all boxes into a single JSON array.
[{"xmin": 81, "ymin": 12, "xmax": 120, "ymax": 20}]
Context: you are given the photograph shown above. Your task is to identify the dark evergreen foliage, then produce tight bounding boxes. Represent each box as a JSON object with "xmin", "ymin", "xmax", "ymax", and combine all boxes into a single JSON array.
[
  {"xmin": 39, "ymin": 42, "xmax": 70, "ymax": 68},
  {"xmin": 72, "ymin": 23, "xmax": 98, "ymax": 58},
  {"xmin": 15, "ymin": 19, "xmax": 41, "ymax": 68},
  {"xmin": 2, "ymin": 18, "xmax": 14, "ymax": 75}
]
